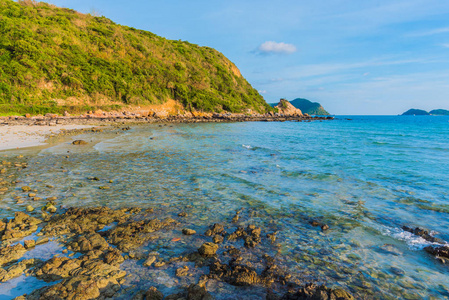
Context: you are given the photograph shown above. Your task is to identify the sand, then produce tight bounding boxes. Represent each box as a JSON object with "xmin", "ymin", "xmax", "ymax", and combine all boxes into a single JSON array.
[{"xmin": 0, "ymin": 125, "xmax": 92, "ymax": 151}]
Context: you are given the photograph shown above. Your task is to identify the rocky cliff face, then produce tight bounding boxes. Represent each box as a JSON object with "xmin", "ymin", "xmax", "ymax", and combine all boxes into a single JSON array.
[{"xmin": 274, "ymin": 99, "xmax": 303, "ymax": 116}]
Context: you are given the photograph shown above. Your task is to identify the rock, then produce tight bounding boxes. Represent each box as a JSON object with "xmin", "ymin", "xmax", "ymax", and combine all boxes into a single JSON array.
[
  {"xmin": 0, "ymin": 258, "xmax": 40, "ymax": 282},
  {"xmin": 187, "ymin": 283, "xmax": 214, "ymax": 300},
  {"xmin": 28, "ymin": 193, "xmax": 36, "ymax": 197},
  {"xmin": 0, "ymin": 243, "xmax": 27, "ymax": 267},
  {"xmin": 46, "ymin": 205, "xmax": 57, "ymax": 213},
  {"xmin": 213, "ymin": 235, "xmax": 224, "ymax": 244},
  {"xmin": 21, "ymin": 186, "xmax": 31, "ymax": 192},
  {"xmin": 143, "ymin": 256, "xmax": 157, "ymax": 267},
  {"xmin": 274, "ymin": 99, "xmax": 303, "ymax": 116},
  {"xmin": 1, "ymin": 212, "xmax": 42, "ymax": 241},
  {"xmin": 402, "ymin": 226, "xmax": 444, "ymax": 244},
  {"xmin": 36, "ymin": 237, "xmax": 49, "ymax": 245},
  {"xmin": 178, "ymin": 212, "xmax": 188, "ymax": 217},
  {"xmin": 198, "ymin": 243, "xmax": 218, "ymax": 256},
  {"xmin": 176, "ymin": 266, "xmax": 189, "ymax": 277},
  {"xmin": 24, "ymin": 240, "xmax": 36, "ymax": 249},
  {"xmin": 154, "ymin": 261, "xmax": 166, "ymax": 268},
  {"xmin": 280, "ymin": 283, "xmax": 354, "ymax": 300},
  {"xmin": 425, "ymin": 245, "xmax": 449, "ymax": 264},
  {"xmin": 321, "ymin": 224, "xmax": 329, "ymax": 231},
  {"xmin": 26, "ymin": 205, "xmax": 34, "ymax": 212},
  {"xmin": 204, "ymin": 223, "xmax": 225, "ymax": 236},
  {"xmin": 72, "ymin": 140, "xmax": 88, "ymax": 145},
  {"xmin": 182, "ymin": 228, "xmax": 196, "ymax": 235},
  {"xmin": 145, "ymin": 287, "xmax": 164, "ymax": 300}
]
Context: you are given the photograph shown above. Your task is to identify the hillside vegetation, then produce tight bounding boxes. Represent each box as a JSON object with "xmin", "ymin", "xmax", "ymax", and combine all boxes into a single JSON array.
[
  {"xmin": 290, "ymin": 98, "xmax": 329, "ymax": 115},
  {"xmin": 0, "ymin": 0, "xmax": 270, "ymax": 115}
]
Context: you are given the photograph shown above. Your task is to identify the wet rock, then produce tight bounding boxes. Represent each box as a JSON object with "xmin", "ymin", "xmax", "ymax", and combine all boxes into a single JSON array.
[
  {"xmin": 154, "ymin": 261, "xmax": 166, "ymax": 268},
  {"xmin": 205, "ymin": 223, "xmax": 225, "ymax": 236},
  {"xmin": 69, "ymin": 232, "xmax": 110, "ymax": 253},
  {"xmin": 1, "ymin": 212, "xmax": 42, "ymax": 241},
  {"xmin": 213, "ymin": 235, "xmax": 224, "ymax": 244},
  {"xmin": 26, "ymin": 205, "xmax": 34, "ymax": 212},
  {"xmin": 41, "ymin": 207, "xmax": 134, "ymax": 237},
  {"xmin": 24, "ymin": 240, "xmax": 36, "ymax": 249},
  {"xmin": 267, "ymin": 232, "xmax": 277, "ymax": 244},
  {"xmin": 178, "ymin": 212, "xmax": 188, "ymax": 217},
  {"xmin": 321, "ymin": 224, "xmax": 330, "ymax": 231},
  {"xmin": 390, "ymin": 267, "xmax": 405, "ymax": 276},
  {"xmin": 280, "ymin": 283, "xmax": 354, "ymax": 300},
  {"xmin": 36, "ymin": 237, "xmax": 49, "ymax": 245},
  {"xmin": 402, "ymin": 226, "xmax": 444, "ymax": 244},
  {"xmin": 143, "ymin": 255, "xmax": 157, "ymax": 267},
  {"xmin": 187, "ymin": 283, "xmax": 214, "ymax": 300},
  {"xmin": 21, "ymin": 186, "xmax": 31, "ymax": 192},
  {"xmin": 103, "ymin": 248, "xmax": 124, "ymax": 266},
  {"xmin": 176, "ymin": 266, "xmax": 189, "ymax": 277},
  {"xmin": 145, "ymin": 286, "xmax": 164, "ymax": 300},
  {"xmin": 424, "ymin": 245, "xmax": 449, "ymax": 264},
  {"xmin": 0, "ymin": 258, "xmax": 41, "ymax": 282},
  {"xmin": 34, "ymin": 256, "xmax": 82, "ymax": 281},
  {"xmin": 198, "ymin": 243, "xmax": 218, "ymax": 257},
  {"xmin": 209, "ymin": 260, "xmax": 259, "ymax": 286},
  {"xmin": 107, "ymin": 217, "xmax": 178, "ymax": 252},
  {"xmin": 72, "ymin": 140, "xmax": 88, "ymax": 145},
  {"xmin": 228, "ymin": 225, "xmax": 262, "ymax": 248},
  {"xmin": 182, "ymin": 228, "xmax": 196, "ymax": 235}
]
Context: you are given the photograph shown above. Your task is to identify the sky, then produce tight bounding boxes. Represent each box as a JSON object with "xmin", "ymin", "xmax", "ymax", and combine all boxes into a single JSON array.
[{"xmin": 45, "ymin": 0, "xmax": 449, "ymax": 115}]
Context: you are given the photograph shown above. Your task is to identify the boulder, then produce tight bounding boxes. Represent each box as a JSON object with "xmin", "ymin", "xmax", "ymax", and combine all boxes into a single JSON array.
[{"xmin": 274, "ymin": 99, "xmax": 303, "ymax": 116}]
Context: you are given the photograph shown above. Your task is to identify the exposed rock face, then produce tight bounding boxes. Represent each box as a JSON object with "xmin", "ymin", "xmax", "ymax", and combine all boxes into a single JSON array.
[{"xmin": 275, "ymin": 99, "xmax": 303, "ymax": 116}]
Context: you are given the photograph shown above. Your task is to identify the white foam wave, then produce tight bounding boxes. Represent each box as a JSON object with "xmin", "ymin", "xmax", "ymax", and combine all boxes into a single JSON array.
[
  {"xmin": 242, "ymin": 144, "xmax": 252, "ymax": 149},
  {"xmin": 381, "ymin": 226, "xmax": 446, "ymax": 250}
]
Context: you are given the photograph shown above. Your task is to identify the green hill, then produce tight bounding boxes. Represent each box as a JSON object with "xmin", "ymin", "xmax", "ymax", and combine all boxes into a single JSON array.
[
  {"xmin": 289, "ymin": 98, "xmax": 330, "ymax": 115},
  {"xmin": 429, "ymin": 109, "xmax": 449, "ymax": 115},
  {"xmin": 0, "ymin": 0, "xmax": 270, "ymax": 115},
  {"xmin": 401, "ymin": 109, "xmax": 429, "ymax": 116}
]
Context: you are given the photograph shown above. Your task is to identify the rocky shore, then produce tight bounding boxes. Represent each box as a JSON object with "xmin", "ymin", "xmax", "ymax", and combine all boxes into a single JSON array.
[{"xmin": 0, "ymin": 112, "xmax": 332, "ymax": 127}]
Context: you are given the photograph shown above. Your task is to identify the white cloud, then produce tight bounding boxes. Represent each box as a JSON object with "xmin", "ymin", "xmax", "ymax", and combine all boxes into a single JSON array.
[
  {"xmin": 258, "ymin": 90, "xmax": 267, "ymax": 94},
  {"xmin": 442, "ymin": 43, "xmax": 449, "ymax": 48},
  {"xmin": 257, "ymin": 41, "xmax": 297, "ymax": 55}
]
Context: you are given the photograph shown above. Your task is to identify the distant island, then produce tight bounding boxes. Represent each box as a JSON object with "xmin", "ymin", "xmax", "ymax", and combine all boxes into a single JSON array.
[
  {"xmin": 270, "ymin": 98, "xmax": 330, "ymax": 115},
  {"xmin": 402, "ymin": 109, "xmax": 449, "ymax": 116}
]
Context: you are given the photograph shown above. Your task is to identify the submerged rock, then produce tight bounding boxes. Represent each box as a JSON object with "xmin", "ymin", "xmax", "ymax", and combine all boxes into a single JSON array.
[{"xmin": 72, "ymin": 140, "xmax": 88, "ymax": 145}]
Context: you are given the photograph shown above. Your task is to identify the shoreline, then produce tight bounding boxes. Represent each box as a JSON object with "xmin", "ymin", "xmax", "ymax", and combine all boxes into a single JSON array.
[
  {"xmin": 0, "ymin": 113, "xmax": 333, "ymax": 126},
  {"xmin": 0, "ymin": 124, "xmax": 93, "ymax": 151},
  {"xmin": 0, "ymin": 113, "xmax": 333, "ymax": 151}
]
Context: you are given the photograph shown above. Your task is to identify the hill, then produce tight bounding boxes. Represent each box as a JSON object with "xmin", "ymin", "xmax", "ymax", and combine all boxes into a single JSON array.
[
  {"xmin": 0, "ymin": 0, "xmax": 270, "ymax": 115},
  {"xmin": 289, "ymin": 98, "xmax": 330, "ymax": 115},
  {"xmin": 429, "ymin": 109, "xmax": 449, "ymax": 116},
  {"xmin": 401, "ymin": 109, "xmax": 430, "ymax": 116},
  {"xmin": 270, "ymin": 98, "xmax": 329, "ymax": 115}
]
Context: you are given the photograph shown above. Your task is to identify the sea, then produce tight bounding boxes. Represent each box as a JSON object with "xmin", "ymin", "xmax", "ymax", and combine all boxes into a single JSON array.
[{"xmin": 0, "ymin": 115, "xmax": 448, "ymax": 299}]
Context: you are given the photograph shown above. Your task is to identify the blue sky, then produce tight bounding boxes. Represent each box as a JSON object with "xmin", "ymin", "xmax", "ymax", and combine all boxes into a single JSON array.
[{"xmin": 46, "ymin": 0, "xmax": 449, "ymax": 114}]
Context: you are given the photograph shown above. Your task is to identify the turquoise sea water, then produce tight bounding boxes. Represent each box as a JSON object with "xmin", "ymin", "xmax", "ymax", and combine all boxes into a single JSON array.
[{"xmin": 1, "ymin": 115, "xmax": 449, "ymax": 299}]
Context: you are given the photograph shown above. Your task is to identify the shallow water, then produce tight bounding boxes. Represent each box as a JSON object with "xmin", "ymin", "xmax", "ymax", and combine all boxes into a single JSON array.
[{"xmin": 1, "ymin": 116, "xmax": 449, "ymax": 299}]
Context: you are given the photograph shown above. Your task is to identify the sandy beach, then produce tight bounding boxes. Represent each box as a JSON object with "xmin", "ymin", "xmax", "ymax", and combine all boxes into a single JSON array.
[{"xmin": 0, "ymin": 125, "xmax": 92, "ymax": 151}]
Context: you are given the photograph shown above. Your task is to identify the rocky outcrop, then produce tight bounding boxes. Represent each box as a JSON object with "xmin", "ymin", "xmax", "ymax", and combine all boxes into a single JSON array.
[
  {"xmin": 274, "ymin": 99, "xmax": 303, "ymax": 116},
  {"xmin": 0, "ymin": 212, "xmax": 42, "ymax": 241}
]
